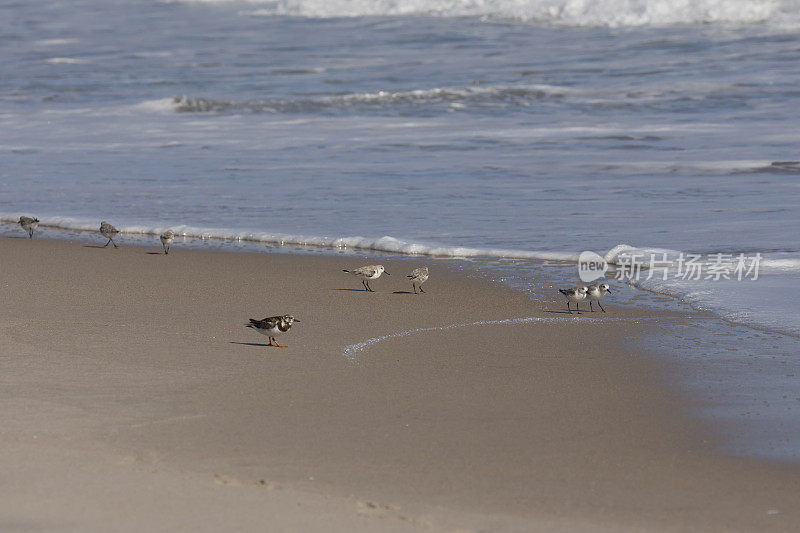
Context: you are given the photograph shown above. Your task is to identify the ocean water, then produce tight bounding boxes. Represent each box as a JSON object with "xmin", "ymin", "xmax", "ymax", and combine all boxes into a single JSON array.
[{"xmin": 2, "ymin": 0, "xmax": 800, "ymax": 461}]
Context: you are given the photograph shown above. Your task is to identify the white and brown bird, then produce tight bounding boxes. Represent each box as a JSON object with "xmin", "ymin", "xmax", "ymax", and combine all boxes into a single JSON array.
[
  {"xmin": 407, "ymin": 266, "xmax": 429, "ymax": 294},
  {"xmin": 587, "ymin": 283, "xmax": 612, "ymax": 312},
  {"xmin": 18, "ymin": 216, "xmax": 39, "ymax": 238},
  {"xmin": 160, "ymin": 229, "xmax": 174, "ymax": 255},
  {"xmin": 558, "ymin": 286, "xmax": 588, "ymax": 314},
  {"xmin": 99, "ymin": 221, "xmax": 119, "ymax": 248},
  {"xmin": 246, "ymin": 315, "xmax": 299, "ymax": 347},
  {"xmin": 342, "ymin": 264, "xmax": 389, "ymax": 292}
]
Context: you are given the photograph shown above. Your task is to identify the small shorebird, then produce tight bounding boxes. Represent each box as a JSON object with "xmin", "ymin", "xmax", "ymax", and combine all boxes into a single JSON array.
[
  {"xmin": 99, "ymin": 221, "xmax": 120, "ymax": 248},
  {"xmin": 587, "ymin": 283, "xmax": 612, "ymax": 312},
  {"xmin": 18, "ymin": 216, "xmax": 39, "ymax": 238},
  {"xmin": 558, "ymin": 286, "xmax": 588, "ymax": 314},
  {"xmin": 160, "ymin": 229, "xmax": 174, "ymax": 255},
  {"xmin": 342, "ymin": 265, "xmax": 389, "ymax": 292},
  {"xmin": 407, "ymin": 266, "xmax": 429, "ymax": 294},
  {"xmin": 246, "ymin": 315, "xmax": 299, "ymax": 347}
]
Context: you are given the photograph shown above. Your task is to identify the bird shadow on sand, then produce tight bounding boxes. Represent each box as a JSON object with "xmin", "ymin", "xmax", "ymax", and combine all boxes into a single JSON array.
[
  {"xmin": 333, "ymin": 288, "xmax": 372, "ymax": 292},
  {"xmin": 83, "ymin": 244, "xmax": 114, "ymax": 249},
  {"xmin": 544, "ymin": 309, "xmax": 585, "ymax": 315},
  {"xmin": 392, "ymin": 290, "xmax": 415, "ymax": 294},
  {"xmin": 229, "ymin": 341, "xmax": 280, "ymax": 348},
  {"xmin": 146, "ymin": 252, "xmax": 164, "ymax": 255}
]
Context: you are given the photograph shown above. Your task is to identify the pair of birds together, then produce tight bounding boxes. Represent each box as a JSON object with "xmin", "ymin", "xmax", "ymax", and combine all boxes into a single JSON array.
[
  {"xmin": 99, "ymin": 222, "xmax": 175, "ymax": 254},
  {"xmin": 246, "ymin": 265, "xmax": 429, "ymax": 347},
  {"xmin": 19, "ymin": 217, "xmax": 176, "ymax": 254},
  {"xmin": 559, "ymin": 283, "xmax": 611, "ymax": 314},
  {"xmin": 342, "ymin": 264, "xmax": 429, "ymax": 294}
]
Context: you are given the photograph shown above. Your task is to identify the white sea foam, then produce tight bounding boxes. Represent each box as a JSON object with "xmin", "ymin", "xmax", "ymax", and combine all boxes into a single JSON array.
[
  {"xmin": 343, "ymin": 315, "xmax": 668, "ymax": 361},
  {"xmin": 0, "ymin": 213, "xmax": 578, "ymax": 261},
  {"xmin": 44, "ymin": 57, "xmax": 89, "ymax": 65},
  {"xmin": 131, "ymin": 98, "xmax": 180, "ymax": 113},
  {"xmin": 170, "ymin": 0, "xmax": 800, "ymax": 28},
  {"xmin": 35, "ymin": 39, "xmax": 80, "ymax": 46}
]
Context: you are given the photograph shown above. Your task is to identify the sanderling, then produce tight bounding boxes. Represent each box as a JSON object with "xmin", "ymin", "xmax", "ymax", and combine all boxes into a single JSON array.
[
  {"xmin": 99, "ymin": 221, "xmax": 120, "ymax": 248},
  {"xmin": 558, "ymin": 286, "xmax": 588, "ymax": 314},
  {"xmin": 246, "ymin": 315, "xmax": 299, "ymax": 347},
  {"xmin": 342, "ymin": 265, "xmax": 389, "ymax": 292},
  {"xmin": 160, "ymin": 229, "xmax": 175, "ymax": 255},
  {"xmin": 18, "ymin": 216, "xmax": 39, "ymax": 238},
  {"xmin": 587, "ymin": 283, "xmax": 612, "ymax": 312},
  {"xmin": 407, "ymin": 266, "xmax": 429, "ymax": 294}
]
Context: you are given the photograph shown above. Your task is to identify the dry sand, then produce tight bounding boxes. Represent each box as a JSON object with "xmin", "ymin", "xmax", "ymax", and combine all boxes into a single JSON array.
[{"xmin": 1, "ymin": 237, "xmax": 799, "ymax": 532}]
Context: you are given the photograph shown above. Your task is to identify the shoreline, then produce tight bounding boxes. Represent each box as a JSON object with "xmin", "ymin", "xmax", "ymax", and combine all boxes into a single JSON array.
[{"xmin": 2, "ymin": 237, "xmax": 800, "ymax": 531}]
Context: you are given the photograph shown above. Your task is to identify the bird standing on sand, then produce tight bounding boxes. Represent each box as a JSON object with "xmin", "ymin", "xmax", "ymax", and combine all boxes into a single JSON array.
[
  {"xmin": 18, "ymin": 216, "xmax": 39, "ymax": 238},
  {"xmin": 246, "ymin": 315, "xmax": 299, "ymax": 347},
  {"xmin": 587, "ymin": 283, "xmax": 612, "ymax": 312},
  {"xmin": 342, "ymin": 265, "xmax": 389, "ymax": 292},
  {"xmin": 99, "ymin": 221, "xmax": 120, "ymax": 248},
  {"xmin": 559, "ymin": 286, "xmax": 588, "ymax": 314},
  {"xmin": 160, "ymin": 229, "xmax": 174, "ymax": 255},
  {"xmin": 407, "ymin": 266, "xmax": 429, "ymax": 294}
]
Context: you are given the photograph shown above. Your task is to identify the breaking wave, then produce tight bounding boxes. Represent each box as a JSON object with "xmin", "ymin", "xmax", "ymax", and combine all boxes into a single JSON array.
[
  {"xmin": 162, "ymin": 85, "xmax": 570, "ymax": 114},
  {"xmin": 170, "ymin": 0, "xmax": 800, "ymax": 29}
]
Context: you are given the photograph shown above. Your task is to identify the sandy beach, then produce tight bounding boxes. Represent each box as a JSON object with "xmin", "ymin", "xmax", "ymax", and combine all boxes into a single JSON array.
[{"xmin": 1, "ymin": 236, "xmax": 799, "ymax": 532}]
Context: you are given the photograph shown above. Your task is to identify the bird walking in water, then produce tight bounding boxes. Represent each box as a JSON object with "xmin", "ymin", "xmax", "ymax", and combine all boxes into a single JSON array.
[
  {"xmin": 587, "ymin": 283, "xmax": 612, "ymax": 312},
  {"xmin": 246, "ymin": 315, "xmax": 299, "ymax": 347},
  {"xmin": 342, "ymin": 265, "xmax": 389, "ymax": 292},
  {"xmin": 407, "ymin": 266, "xmax": 429, "ymax": 294},
  {"xmin": 558, "ymin": 286, "xmax": 588, "ymax": 314},
  {"xmin": 99, "ymin": 221, "xmax": 120, "ymax": 248},
  {"xmin": 18, "ymin": 216, "xmax": 39, "ymax": 238},
  {"xmin": 160, "ymin": 229, "xmax": 174, "ymax": 255}
]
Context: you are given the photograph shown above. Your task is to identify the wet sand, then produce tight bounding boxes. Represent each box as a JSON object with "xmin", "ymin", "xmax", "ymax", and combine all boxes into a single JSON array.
[{"xmin": 1, "ymin": 237, "xmax": 799, "ymax": 531}]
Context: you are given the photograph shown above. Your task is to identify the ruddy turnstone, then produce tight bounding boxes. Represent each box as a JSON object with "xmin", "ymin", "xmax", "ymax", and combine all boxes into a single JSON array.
[
  {"xmin": 18, "ymin": 216, "xmax": 39, "ymax": 238},
  {"xmin": 558, "ymin": 286, "xmax": 588, "ymax": 314},
  {"xmin": 407, "ymin": 266, "xmax": 429, "ymax": 294},
  {"xmin": 99, "ymin": 221, "xmax": 120, "ymax": 248},
  {"xmin": 160, "ymin": 229, "xmax": 174, "ymax": 255},
  {"xmin": 342, "ymin": 265, "xmax": 389, "ymax": 292},
  {"xmin": 587, "ymin": 283, "xmax": 612, "ymax": 312},
  {"xmin": 246, "ymin": 315, "xmax": 299, "ymax": 347}
]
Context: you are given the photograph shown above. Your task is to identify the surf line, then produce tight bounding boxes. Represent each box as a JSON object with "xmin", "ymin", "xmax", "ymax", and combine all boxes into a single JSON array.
[{"xmin": 342, "ymin": 315, "xmax": 658, "ymax": 362}]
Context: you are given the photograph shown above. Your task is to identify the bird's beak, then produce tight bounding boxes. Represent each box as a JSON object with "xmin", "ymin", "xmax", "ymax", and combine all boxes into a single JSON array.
[
  {"xmin": 294, "ymin": 318, "xmax": 301, "ymax": 322},
  {"xmin": 384, "ymin": 271, "xmax": 390, "ymax": 275},
  {"xmin": 606, "ymin": 289, "xmax": 612, "ymax": 293}
]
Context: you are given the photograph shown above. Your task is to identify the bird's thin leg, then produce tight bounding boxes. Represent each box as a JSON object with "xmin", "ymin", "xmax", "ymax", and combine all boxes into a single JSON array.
[
  {"xmin": 590, "ymin": 301, "xmax": 594, "ymax": 312},
  {"xmin": 420, "ymin": 286, "xmax": 425, "ymax": 293},
  {"xmin": 598, "ymin": 301, "xmax": 606, "ymax": 313},
  {"xmin": 362, "ymin": 279, "xmax": 368, "ymax": 291},
  {"xmin": 273, "ymin": 338, "xmax": 284, "ymax": 347},
  {"xmin": 567, "ymin": 301, "xmax": 572, "ymax": 314},
  {"xmin": 413, "ymin": 283, "xmax": 417, "ymax": 294},
  {"xmin": 366, "ymin": 280, "xmax": 373, "ymax": 292},
  {"xmin": 111, "ymin": 238, "xmax": 118, "ymax": 248},
  {"xmin": 575, "ymin": 302, "xmax": 581, "ymax": 313},
  {"xmin": 103, "ymin": 238, "xmax": 111, "ymax": 247},
  {"xmin": 28, "ymin": 230, "xmax": 33, "ymax": 238}
]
